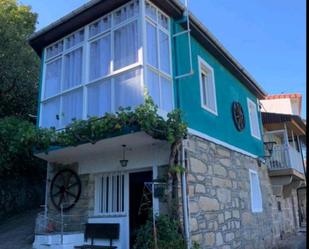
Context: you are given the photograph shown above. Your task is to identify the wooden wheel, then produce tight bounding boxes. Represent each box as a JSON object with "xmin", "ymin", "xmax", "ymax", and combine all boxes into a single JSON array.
[
  {"xmin": 50, "ymin": 169, "xmax": 81, "ymax": 211},
  {"xmin": 232, "ymin": 102, "xmax": 245, "ymax": 131}
]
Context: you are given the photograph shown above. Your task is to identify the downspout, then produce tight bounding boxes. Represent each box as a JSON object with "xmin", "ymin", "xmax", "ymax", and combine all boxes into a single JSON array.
[
  {"xmin": 181, "ymin": 140, "xmax": 191, "ymax": 249},
  {"xmin": 44, "ymin": 162, "xmax": 50, "ymax": 219}
]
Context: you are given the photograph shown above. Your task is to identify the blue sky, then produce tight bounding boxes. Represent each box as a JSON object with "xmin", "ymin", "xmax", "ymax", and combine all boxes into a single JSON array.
[{"xmin": 22, "ymin": 0, "xmax": 306, "ymax": 118}]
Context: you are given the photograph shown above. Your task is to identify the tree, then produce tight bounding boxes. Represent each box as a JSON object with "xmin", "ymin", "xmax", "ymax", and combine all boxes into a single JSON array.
[{"xmin": 0, "ymin": 0, "xmax": 39, "ymax": 119}]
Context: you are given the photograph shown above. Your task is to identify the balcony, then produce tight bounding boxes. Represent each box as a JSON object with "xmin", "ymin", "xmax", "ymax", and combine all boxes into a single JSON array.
[{"xmin": 268, "ymin": 144, "xmax": 305, "ymax": 176}]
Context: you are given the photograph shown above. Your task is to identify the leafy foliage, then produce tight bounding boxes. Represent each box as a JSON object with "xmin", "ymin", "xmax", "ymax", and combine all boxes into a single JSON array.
[
  {"xmin": 133, "ymin": 214, "xmax": 186, "ymax": 249},
  {"xmin": 0, "ymin": 0, "xmax": 39, "ymax": 118},
  {"xmin": 34, "ymin": 96, "xmax": 188, "ymax": 152},
  {"xmin": 0, "ymin": 116, "xmax": 45, "ymax": 175}
]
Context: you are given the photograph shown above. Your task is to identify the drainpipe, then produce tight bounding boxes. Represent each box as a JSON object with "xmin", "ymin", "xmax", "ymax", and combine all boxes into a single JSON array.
[
  {"xmin": 181, "ymin": 140, "xmax": 191, "ymax": 249},
  {"xmin": 44, "ymin": 162, "xmax": 50, "ymax": 219}
]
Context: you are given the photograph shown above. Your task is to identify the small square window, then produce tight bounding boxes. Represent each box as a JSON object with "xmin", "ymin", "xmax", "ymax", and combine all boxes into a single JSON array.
[{"xmin": 198, "ymin": 56, "xmax": 217, "ymax": 115}]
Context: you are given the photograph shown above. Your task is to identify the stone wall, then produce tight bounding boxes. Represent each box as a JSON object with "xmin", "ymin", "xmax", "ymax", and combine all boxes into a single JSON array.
[
  {"xmin": 185, "ymin": 134, "xmax": 278, "ymax": 249},
  {"xmin": 46, "ymin": 164, "xmax": 94, "ymax": 231}
]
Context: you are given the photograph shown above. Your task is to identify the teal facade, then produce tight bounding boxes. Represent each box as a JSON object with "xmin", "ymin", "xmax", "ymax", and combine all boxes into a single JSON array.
[{"xmin": 171, "ymin": 21, "xmax": 264, "ymax": 156}]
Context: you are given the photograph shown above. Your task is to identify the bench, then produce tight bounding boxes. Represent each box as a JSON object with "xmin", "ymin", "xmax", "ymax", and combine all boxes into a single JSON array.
[{"xmin": 75, "ymin": 223, "xmax": 120, "ymax": 249}]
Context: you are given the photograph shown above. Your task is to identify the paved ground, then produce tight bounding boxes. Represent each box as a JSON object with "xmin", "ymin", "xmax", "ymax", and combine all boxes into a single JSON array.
[
  {"xmin": 0, "ymin": 209, "xmax": 38, "ymax": 249},
  {"xmin": 277, "ymin": 229, "xmax": 307, "ymax": 249},
  {"xmin": 0, "ymin": 210, "xmax": 306, "ymax": 249}
]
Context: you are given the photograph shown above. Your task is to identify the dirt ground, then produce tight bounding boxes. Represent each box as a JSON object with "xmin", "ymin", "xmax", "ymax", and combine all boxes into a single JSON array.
[{"xmin": 0, "ymin": 209, "xmax": 38, "ymax": 249}]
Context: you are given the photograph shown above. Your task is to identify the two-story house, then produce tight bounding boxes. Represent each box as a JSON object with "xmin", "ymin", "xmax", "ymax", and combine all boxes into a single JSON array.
[
  {"xmin": 29, "ymin": 1, "xmax": 292, "ymax": 249},
  {"xmin": 261, "ymin": 93, "xmax": 306, "ymax": 232}
]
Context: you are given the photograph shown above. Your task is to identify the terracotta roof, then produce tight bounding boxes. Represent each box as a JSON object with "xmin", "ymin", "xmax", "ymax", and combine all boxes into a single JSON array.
[{"xmin": 265, "ymin": 93, "xmax": 302, "ymax": 100}]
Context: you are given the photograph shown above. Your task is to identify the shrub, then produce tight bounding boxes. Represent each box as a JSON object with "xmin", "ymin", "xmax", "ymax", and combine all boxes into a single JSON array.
[{"xmin": 133, "ymin": 214, "xmax": 186, "ymax": 249}]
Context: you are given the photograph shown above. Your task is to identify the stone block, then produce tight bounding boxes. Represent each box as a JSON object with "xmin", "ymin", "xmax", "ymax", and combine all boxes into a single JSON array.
[
  {"xmin": 199, "ymin": 196, "xmax": 220, "ymax": 211},
  {"xmin": 190, "ymin": 157, "xmax": 207, "ymax": 174},
  {"xmin": 205, "ymin": 232, "xmax": 215, "ymax": 246},
  {"xmin": 214, "ymin": 165, "xmax": 228, "ymax": 177},
  {"xmin": 216, "ymin": 232, "xmax": 224, "ymax": 246}
]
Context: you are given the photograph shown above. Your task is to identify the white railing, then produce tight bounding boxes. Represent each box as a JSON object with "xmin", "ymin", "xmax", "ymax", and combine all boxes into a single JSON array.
[
  {"xmin": 288, "ymin": 146, "xmax": 305, "ymax": 174},
  {"xmin": 268, "ymin": 145, "xmax": 304, "ymax": 174}
]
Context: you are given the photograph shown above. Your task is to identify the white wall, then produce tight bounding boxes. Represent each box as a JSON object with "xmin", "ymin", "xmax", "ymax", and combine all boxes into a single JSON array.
[{"xmin": 261, "ymin": 98, "xmax": 300, "ymax": 115}]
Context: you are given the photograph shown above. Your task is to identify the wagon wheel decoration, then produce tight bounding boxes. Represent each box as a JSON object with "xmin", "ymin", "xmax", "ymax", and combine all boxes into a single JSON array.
[
  {"xmin": 50, "ymin": 169, "xmax": 81, "ymax": 211},
  {"xmin": 232, "ymin": 101, "xmax": 245, "ymax": 131}
]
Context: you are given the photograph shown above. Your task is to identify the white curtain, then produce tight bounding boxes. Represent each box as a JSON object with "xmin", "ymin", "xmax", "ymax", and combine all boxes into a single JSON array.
[
  {"xmin": 114, "ymin": 69, "xmax": 142, "ymax": 110},
  {"xmin": 89, "ymin": 35, "xmax": 111, "ymax": 81},
  {"xmin": 158, "ymin": 12, "xmax": 169, "ymax": 30},
  {"xmin": 89, "ymin": 16, "xmax": 111, "ymax": 38},
  {"xmin": 161, "ymin": 76, "xmax": 173, "ymax": 112},
  {"xmin": 114, "ymin": 21, "xmax": 138, "ymax": 70},
  {"xmin": 113, "ymin": 0, "xmax": 139, "ymax": 26},
  {"xmin": 146, "ymin": 69, "xmax": 160, "ymax": 107},
  {"xmin": 146, "ymin": 2, "xmax": 157, "ymax": 21},
  {"xmin": 249, "ymin": 101, "xmax": 260, "ymax": 138},
  {"xmin": 159, "ymin": 30, "xmax": 170, "ymax": 74},
  {"xmin": 41, "ymin": 97, "xmax": 60, "ymax": 129},
  {"xmin": 62, "ymin": 89, "xmax": 83, "ymax": 127},
  {"xmin": 87, "ymin": 79, "xmax": 111, "ymax": 117},
  {"xmin": 46, "ymin": 41, "xmax": 63, "ymax": 60},
  {"xmin": 202, "ymin": 70, "xmax": 216, "ymax": 112},
  {"xmin": 250, "ymin": 172, "xmax": 262, "ymax": 211},
  {"xmin": 146, "ymin": 22, "xmax": 158, "ymax": 68},
  {"xmin": 65, "ymin": 29, "xmax": 84, "ymax": 50},
  {"xmin": 63, "ymin": 47, "xmax": 83, "ymax": 90},
  {"xmin": 44, "ymin": 58, "xmax": 62, "ymax": 99}
]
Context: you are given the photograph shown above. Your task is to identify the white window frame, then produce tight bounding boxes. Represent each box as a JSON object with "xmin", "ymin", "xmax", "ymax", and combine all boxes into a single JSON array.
[
  {"xmin": 40, "ymin": 0, "xmax": 143, "ymax": 129},
  {"xmin": 198, "ymin": 56, "xmax": 218, "ymax": 116},
  {"xmin": 94, "ymin": 172, "xmax": 129, "ymax": 216},
  {"xmin": 249, "ymin": 169, "xmax": 263, "ymax": 213},
  {"xmin": 247, "ymin": 98, "xmax": 261, "ymax": 140},
  {"xmin": 143, "ymin": 0, "xmax": 174, "ymax": 116}
]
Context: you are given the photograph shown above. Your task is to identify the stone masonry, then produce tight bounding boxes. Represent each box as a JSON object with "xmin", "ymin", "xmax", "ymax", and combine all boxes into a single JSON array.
[{"xmin": 185, "ymin": 134, "xmax": 279, "ymax": 249}]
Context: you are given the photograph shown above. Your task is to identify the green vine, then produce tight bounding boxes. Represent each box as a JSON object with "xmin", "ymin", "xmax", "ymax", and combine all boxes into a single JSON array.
[{"xmin": 34, "ymin": 95, "xmax": 187, "ymax": 152}]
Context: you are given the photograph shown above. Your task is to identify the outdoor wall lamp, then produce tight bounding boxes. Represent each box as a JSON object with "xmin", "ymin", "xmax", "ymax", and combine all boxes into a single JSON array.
[
  {"xmin": 257, "ymin": 141, "xmax": 276, "ymax": 167},
  {"xmin": 264, "ymin": 141, "xmax": 277, "ymax": 158},
  {"xmin": 120, "ymin": 144, "xmax": 129, "ymax": 167}
]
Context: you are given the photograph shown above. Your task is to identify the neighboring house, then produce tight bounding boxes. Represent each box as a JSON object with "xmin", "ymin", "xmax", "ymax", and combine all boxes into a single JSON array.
[
  {"xmin": 28, "ymin": 1, "xmax": 304, "ymax": 249},
  {"xmin": 260, "ymin": 93, "xmax": 303, "ymax": 116},
  {"xmin": 261, "ymin": 94, "xmax": 307, "ymax": 232}
]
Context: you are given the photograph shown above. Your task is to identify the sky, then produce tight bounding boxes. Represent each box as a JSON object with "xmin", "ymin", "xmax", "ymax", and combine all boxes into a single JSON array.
[{"xmin": 21, "ymin": 0, "xmax": 306, "ymax": 118}]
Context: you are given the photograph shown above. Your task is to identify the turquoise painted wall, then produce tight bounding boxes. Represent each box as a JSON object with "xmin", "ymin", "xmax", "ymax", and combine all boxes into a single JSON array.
[{"xmin": 172, "ymin": 21, "xmax": 264, "ymax": 156}]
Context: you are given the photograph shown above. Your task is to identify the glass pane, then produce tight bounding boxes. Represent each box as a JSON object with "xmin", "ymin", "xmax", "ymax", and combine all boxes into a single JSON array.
[
  {"xmin": 161, "ymin": 76, "xmax": 173, "ymax": 112},
  {"xmin": 113, "ymin": 0, "xmax": 139, "ymax": 25},
  {"xmin": 114, "ymin": 69, "xmax": 142, "ymax": 110},
  {"xmin": 146, "ymin": 69, "xmax": 160, "ymax": 107},
  {"xmin": 65, "ymin": 29, "xmax": 84, "ymax": 50},
  {"xmin": 145, "ymin": 2, "xmax": 157, "ymax": 21},
  {"xmin": 205, "ymin": 73, "xmax": 215, "ymax": 110},
  {"xmin": 41, "ymin": 97, "xmax": 60, "ymax": 129},
  {"xmin": 159, "ymin": 12, "xmax": 169, "ymax": 30},
  {"xmin": 114, "ymin": 21, "xmax": 139, "ymax": 70},
  {"xmin": 89, "ymin": 35, "xmax": 111, "ymax": 81},
  {"xmin": 159, "ymin": 31, "xmax": 171, "ymax": 74},
  {"xmin": 62, "ymin": 89, "xmax": 83, "ymax": 127},
  {"xmin": 44, "ymin": 58, "xmax": 62, "ymax": 99},
  {"xmin": 146, "ymin": 22, "xmax": 158, "ymax": 68},
  {"xmin": 89, "ymin": 15, "xmax": 111, "ymax": 38},
  {"xmin": 46, "ymin": 41, "xmax": 63, "ymax": 60},
  {"xmin": 63, "ymin": 48, "xmax": 83, "ymax": 90},
  {"xmin": 87, "ymin": 79, "xmax": 111, "ymax": 117}
]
